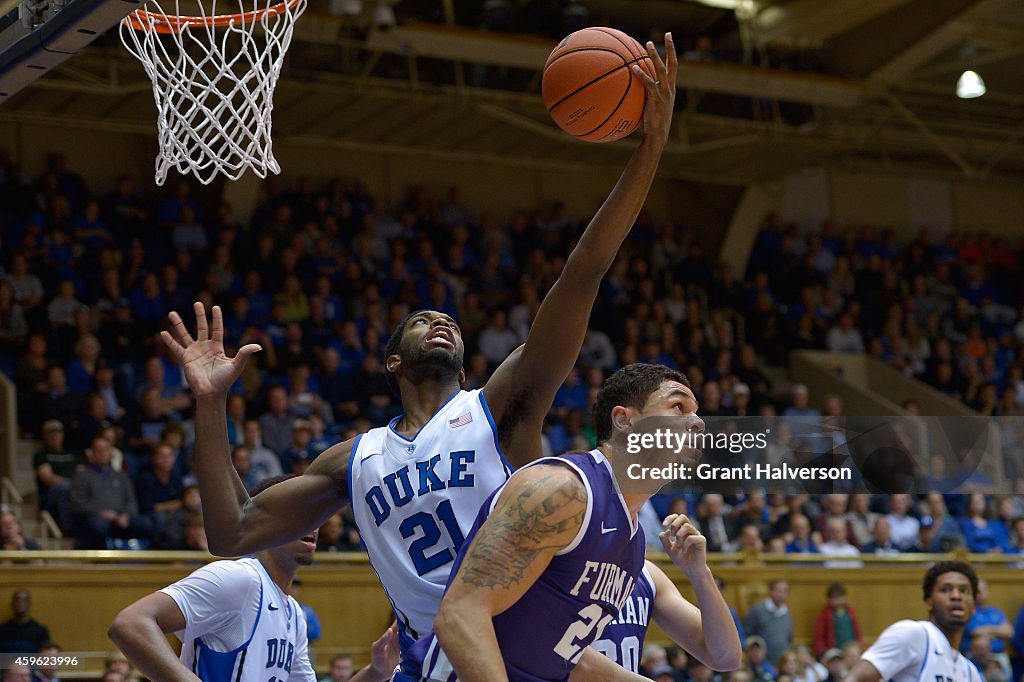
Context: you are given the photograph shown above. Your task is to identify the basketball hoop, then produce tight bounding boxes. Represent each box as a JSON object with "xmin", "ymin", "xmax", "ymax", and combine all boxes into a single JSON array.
[{"xmin": 120, "ymin": 0, "xmax": 307, "ymax": 185}]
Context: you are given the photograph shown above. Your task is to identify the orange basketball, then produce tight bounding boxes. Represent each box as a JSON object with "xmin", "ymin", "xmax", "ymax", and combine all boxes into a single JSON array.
[{"xmin": 542, "ymin": 27, "xmax": 655, "ymax": 143}]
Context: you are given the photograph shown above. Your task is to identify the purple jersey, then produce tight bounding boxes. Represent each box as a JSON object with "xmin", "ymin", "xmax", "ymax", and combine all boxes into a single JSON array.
[
  {"xmin": 591, "ymin": 564, "xmax": 657, "ymax": 673},
  {"xmin": 405, "ymin": 449, "xmax": 646, "ymax": 682}
]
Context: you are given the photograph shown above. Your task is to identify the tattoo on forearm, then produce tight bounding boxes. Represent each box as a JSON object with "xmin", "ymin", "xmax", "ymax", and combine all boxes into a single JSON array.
[{"xmin": 460, "ymin": 471, "xmax": 586, "ymax": 589}]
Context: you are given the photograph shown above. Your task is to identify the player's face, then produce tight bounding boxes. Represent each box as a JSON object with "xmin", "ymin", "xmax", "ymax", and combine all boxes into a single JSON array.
[
  {"xmin": 395, "ymin": 311, "xmax": 464, "ymax": 378},
  {"xmin": 927, "ymin": 571, "xmax": 974, "ymax": 630}
]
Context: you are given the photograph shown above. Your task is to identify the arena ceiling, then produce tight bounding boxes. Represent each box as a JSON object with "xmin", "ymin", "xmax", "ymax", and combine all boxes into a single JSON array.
[{"xmin": 0, "ymin": 0, "xmax": 1022, "ymax": 185}]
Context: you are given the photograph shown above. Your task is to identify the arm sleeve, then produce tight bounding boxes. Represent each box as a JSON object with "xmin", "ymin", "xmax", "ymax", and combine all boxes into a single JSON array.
[
  {"xmin": 159, "ymin": 561, "xmax": 259, "ymax": 646},
  {"xmin": 861, "ymin": 621, "xmax": 925, "ymax": 682},
  {"xmin": 288, "ymin": 602, "xmax": 317, "ymax": 682}
]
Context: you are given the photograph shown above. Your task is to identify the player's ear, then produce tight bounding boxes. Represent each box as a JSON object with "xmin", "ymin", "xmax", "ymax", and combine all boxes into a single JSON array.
[
  {"xmin": 386, "ymin": 354, "xmax": 401, "ymax": 375},
  {"xmin": 458, "ymin": 367, "xmax": 466, "ymax": 385},
  {"xmin": 611, "ymin": 405, "xmax": 634, "ymax": 434}
]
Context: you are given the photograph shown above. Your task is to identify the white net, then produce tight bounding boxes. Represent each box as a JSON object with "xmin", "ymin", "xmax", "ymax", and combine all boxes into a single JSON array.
[{"xmin": 120, "ymin": 0, "xmax": 307, "ymax": 185}]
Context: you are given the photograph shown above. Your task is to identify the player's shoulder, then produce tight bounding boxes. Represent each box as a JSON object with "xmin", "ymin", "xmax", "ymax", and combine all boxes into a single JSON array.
[
  {"xmin": 188, "ymin": 558, "xmax": 262, "ymax": 590},
  {"xmin": 875, "ymin": 619, "xmax": 930, "ymax": 647}
]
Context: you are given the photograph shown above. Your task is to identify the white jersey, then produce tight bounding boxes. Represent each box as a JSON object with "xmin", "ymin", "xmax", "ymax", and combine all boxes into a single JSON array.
[
  {"xmin": 862, "ymin": 620, "xmax": 981, "ymax": 682},
  {"xmin": 161, "ymin": 557, "xmax": 315, "ymax": 682},
  {"xmin": 348, "ymin": 388, "xmax": 512, "ymax": 650}
]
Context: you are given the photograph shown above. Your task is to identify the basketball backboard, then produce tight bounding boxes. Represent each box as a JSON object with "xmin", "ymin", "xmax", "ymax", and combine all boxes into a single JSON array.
[{"xmin": 0, "ymin": 0, "xmax": 139, "ymax": 101}]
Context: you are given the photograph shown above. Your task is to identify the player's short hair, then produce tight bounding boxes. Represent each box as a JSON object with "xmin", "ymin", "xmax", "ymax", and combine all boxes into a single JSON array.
[
  {"xmin": 383, "ymin": 309, "xmax": 429, "ymax": 397},
  {"xmin": 922, "ymin": 560, "xmax": 977, "ymax": 600},
  {"xmin": 593, "ymin": 363, "xmax": 689, "ymax": 442},
  {"xmin": 827, "ymin": 582, "xmax": 846, "ymax": 597},
  {"xmin": 248, "ymin": 474, "xmax": 298, "ymax": 497}
]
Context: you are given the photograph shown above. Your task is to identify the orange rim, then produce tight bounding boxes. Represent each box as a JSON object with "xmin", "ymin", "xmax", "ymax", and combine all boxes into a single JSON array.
[{"xmin": 124, "ymin": 0, "xmax": 302, "ymax": 33}]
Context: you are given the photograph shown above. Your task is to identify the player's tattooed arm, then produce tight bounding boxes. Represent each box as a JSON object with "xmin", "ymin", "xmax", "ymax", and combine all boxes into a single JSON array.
[
  {"xmin": 434, "ymin": 463, "xmax": 588, "ymax": 682},
  {"xmin": 459, "ymin": 466, "xmax": 588, "ymax": 589}
]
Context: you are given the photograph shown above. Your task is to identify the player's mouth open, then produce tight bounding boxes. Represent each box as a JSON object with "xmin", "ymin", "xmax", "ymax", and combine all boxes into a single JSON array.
[
  {"xmin": 426, "ymin": 330, "xmax": 455, "ymax": 349},
  {"xmin": 300, "ymin": 535, "xmax": 316, "ymax": 548}
]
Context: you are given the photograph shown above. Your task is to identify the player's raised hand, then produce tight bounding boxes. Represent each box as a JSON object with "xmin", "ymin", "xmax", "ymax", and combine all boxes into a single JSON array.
[
  {"xmin": 659, "ymin": 513, "xmax": 708, "ymax": 573},
  {"xmin": 160, "ymin": 302, "xmax": 261, "ymax": 399},
  {"xmin": 632, "ymin": 31, "xmax": 676, "ymax": 143}
]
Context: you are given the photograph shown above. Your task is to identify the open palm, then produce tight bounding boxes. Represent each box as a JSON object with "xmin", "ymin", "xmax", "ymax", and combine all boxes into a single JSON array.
[{"xmin": 161, "ymin": 302, "xmax": 261, "ymax": 398}]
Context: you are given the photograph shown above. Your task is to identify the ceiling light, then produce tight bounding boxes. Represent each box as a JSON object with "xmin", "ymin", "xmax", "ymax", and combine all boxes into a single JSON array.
[{"xmin": 956, "ymin": 70, "xmax": 985, "ymax": 99}]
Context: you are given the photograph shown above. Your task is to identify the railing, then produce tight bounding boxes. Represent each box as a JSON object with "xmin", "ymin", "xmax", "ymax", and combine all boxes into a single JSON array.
[
  {"xmin": 0, "ymin": 548, "xmax": 1018, "ymax": 565},
  {"xmin": 1, "ymin": 474, "xmax": 22, "ymax": 508}
]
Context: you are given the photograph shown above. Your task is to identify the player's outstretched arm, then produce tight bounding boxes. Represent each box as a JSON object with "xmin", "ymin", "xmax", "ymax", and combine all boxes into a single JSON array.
[
  {"xmin": 843, "ymin": 660, "xmax": 883, "ymax": 682},
  {"xmin": 649, "ymin": 515, "xmax": 742, "ymax": 670},
  {"xmin": 162, "ymin": 302, "xmax": 349, "ymax": 555},
  {"xmin": 108, "ymin": 593, "xmax": 201, "ymax": 682},
  {"xmin": 350, "ymin": 622, "xmax": 400, "ymax": 682},
  {"xmin": 483, "ymin": 34, "xmax": 677, "ymax": 467},
  {"xmin": 434, "ymin": 464, "xmax": 588, "ymax": 682}
]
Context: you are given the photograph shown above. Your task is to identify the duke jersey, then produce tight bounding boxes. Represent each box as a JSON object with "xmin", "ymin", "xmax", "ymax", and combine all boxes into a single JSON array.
[
  {"xmin": 348, "ymin": 389, "xmax": 512, "ymax": 654},
  {"xmin": 862, "ymin": 620, "xmax": 981, "ymax": 682},
  {"xmin": 407, "ymin": 449, "xmax": 646, "ymax": 682},
  {"xmin": 160, "ymin": 557, "xmax": 315, "ymax": 682},
  {"xmin": 591, "ymin": 564, "xmax": 657, "ymax": 673}
]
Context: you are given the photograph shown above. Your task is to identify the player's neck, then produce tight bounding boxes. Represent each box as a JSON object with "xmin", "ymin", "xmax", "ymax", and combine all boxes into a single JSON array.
[
  {"xmin": 256, "ymin": 552, "xmax": 297, "ymax": 592},
  {"xmin": 396, "ymin": 381, "xmax": 461, "ymax": 434},
  {"xmin": 598, "ymin": 442, "xmax": 651, "ymax": 521},
  {"xmin": 930, "ymin": 617, "xmax": 964, "ymax": 650}
]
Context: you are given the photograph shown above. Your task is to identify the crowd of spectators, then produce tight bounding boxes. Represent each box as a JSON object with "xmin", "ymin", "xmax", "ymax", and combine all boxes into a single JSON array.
[{"xmin": 1, "ymin": 150, "xmax": 1024, "ymax": 555}]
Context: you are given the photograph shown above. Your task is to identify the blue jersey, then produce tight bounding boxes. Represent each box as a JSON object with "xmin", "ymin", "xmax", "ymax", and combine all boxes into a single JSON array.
[
  {"xmin": 591, "ymin": 564, "xmax": 657, "ymax": 673},
  {"xmin": 348, "ymin": 389, "xmax": 512, "ymax": 657},
  {"xmin": 407, "ymin": 449, "xmax": 646, "ymax": 682}
]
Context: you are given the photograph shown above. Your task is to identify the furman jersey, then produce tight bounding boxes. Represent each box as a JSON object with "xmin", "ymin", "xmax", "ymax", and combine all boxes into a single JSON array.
[
  {"xmin": 348, "ymin": 389, "xmax": 512, "ymax": 653},
  {"xmin": 591, "ymin": 564, "xmax": 657, "ymax": 673},
  {"xmin": 160, "ymin": 557, "xmax": 315, "ymax": 682},
  {"xmin": 862, "ymin": 620, "xmax": 981, "ymax": 682},
  {"xmin": 407, "ymin": 449, "xmax": 646, "ymax": 682}
]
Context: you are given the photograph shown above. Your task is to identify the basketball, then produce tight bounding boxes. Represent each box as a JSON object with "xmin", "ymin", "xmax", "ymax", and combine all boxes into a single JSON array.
[{"xmin": 542, "ymin": 27, "xmax": 656, "ymax": 143}]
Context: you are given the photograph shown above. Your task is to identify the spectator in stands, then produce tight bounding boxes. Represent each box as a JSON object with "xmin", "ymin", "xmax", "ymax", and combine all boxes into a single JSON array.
[
  {"xmin": 257, "ymin": 385, "xmax": 293, "ymax": 456},
  {"xmin": 70, "ymin": 435, "xmax": 150, "ymax": 549},
  {"xmin": 817, "ymin": 517, "xmax": 862, "ymax": 568},
  {"xmin": 920, "ymin": 492, "xmax": 964, "ymax": 550},
  {"xmin": 134, "ymin": 443, "xmax": 183, "ymax": 534},
  {"xmin": 961, "ymin": 493, "xmax": 1009, "ymax": 553},
  {"xmin": 230, "ymin": 446, "xmax": 259, "ymax": 490},
  {"xmin": 815, "ymin": 494, "xmax": 850, "ymax": 540},
  {"xmin": 967, "ymin": 633, "xmax": 993, "ymax": 674},
  {"xmin": 31, "ymin": 641, "xmax": 62, "ymax": 682},
  {"xmin": 0, "ymin": 589, "xmax": 50, "ymax": 654},
  {"xmin": 319, "ymin": 653, "xmax": 354, "ymax": 682},
  {"xmin": 33, "ymin": 419, "xmax": 80, "ymax": 532},
  {"xmin": 477, "ymin": 309, "xmax": 520, "ymax": 369},
  {"xmin": 744, "ymin": 579, "xmax": 792, "ymax": 663},
  {"xmin": 699, "ymin": 493, "xmax": 733, "ymax": 553},
  {"xmin": 885, "ymin": 494, "xmax": 920, "ymax": 550},
  {"xmin": 963, "ymin": 579, "xmax": 1013, "ymax": 678},
  {"xmin": 844, "ymin": 494, "xmax": 878, "ymax": 548},
  {"xmin": 239, "ymin": 419, "xmax": 283, "ymax": 481},
  {"xmin": 0, "ymin": 281, "xmax": 28, "ymax": 355},
  {"xmin": 744, "ymin": 636, "xmax": 777, "ymax": 682},
  {"xmin": 826, "ymin": 312, "xmax": 864, "ymax": 353},
  {"xmin": 0, "ymin": 512, "xmax": 40, "ymax": 552},
  {"xmin": 122, "ymin": 387, "xmax": 171, "ymax": 457},
  {"xmin": 784, "ymin": 513, "xmax": 819, "ymax": 554},
  {"xmin": 813, "ymin": 583, "xmax": 861, "ymax": 656},
  {"xmin": 182, "ymin": 513, "xmax": 208, "ymax": 552},
  {"xmin": 819, "ymin": 648, "xmax": 845, "ymax": 682},
  {"xmin": 34, "ymin": 367, "xmax": 84, "ymax": 434},
  {"xmin": 861, "ymin": 516, "xmax": 899, "ymax": 555}
]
